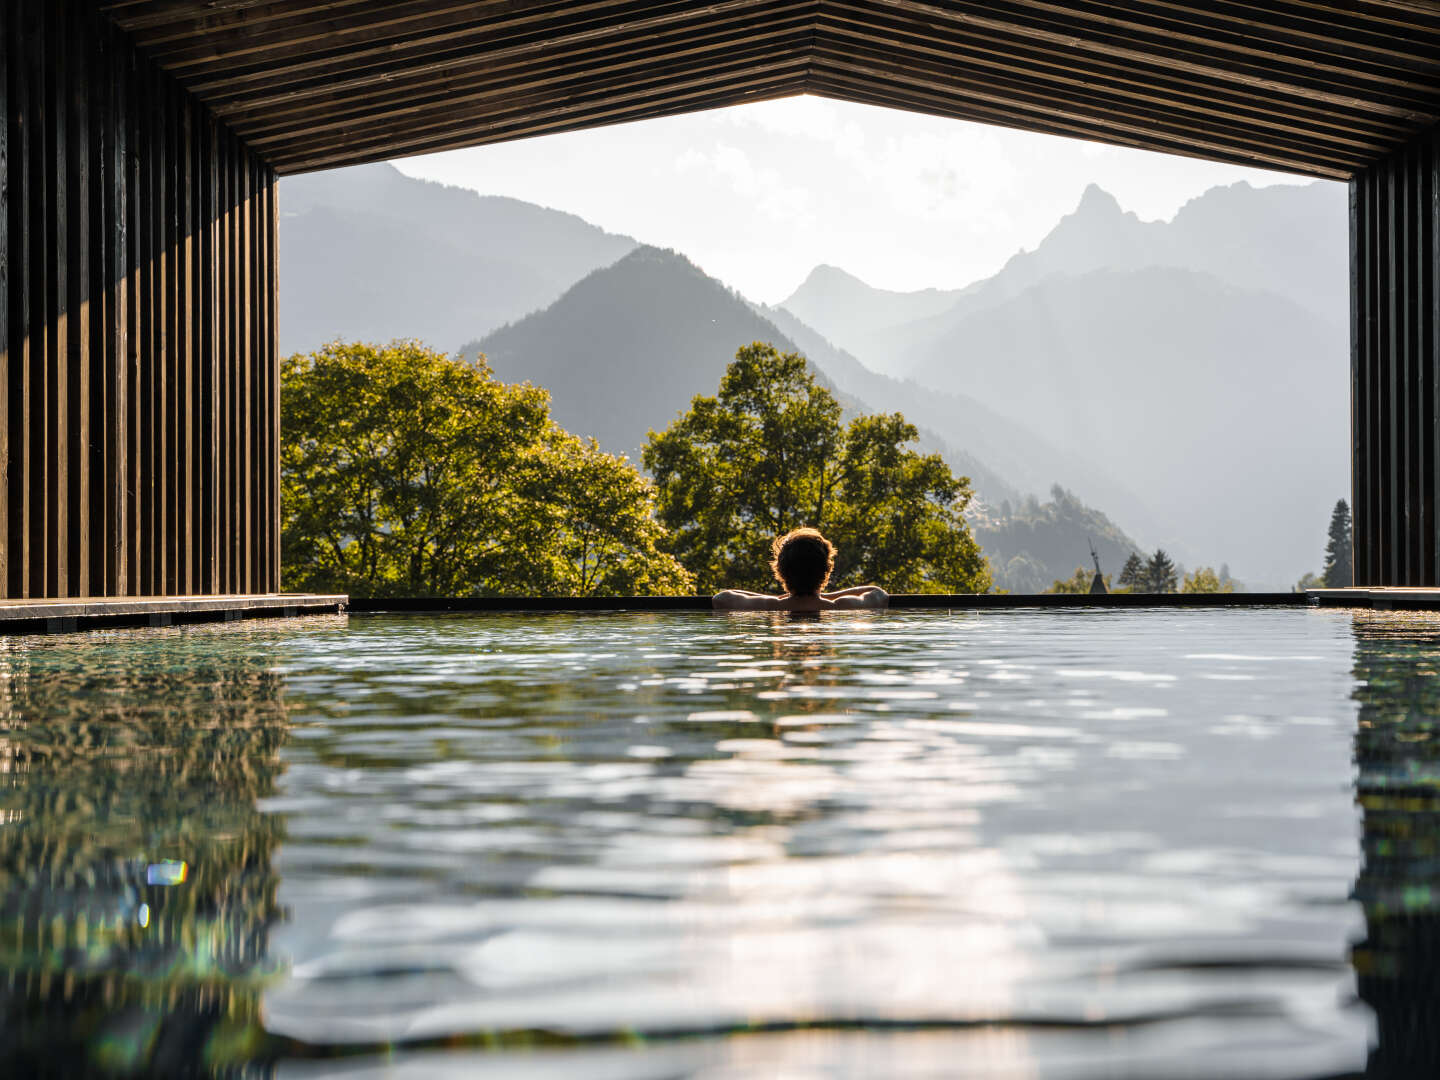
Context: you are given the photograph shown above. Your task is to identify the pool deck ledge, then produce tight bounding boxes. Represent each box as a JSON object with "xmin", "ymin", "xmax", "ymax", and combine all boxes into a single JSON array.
[
  {"xmin": 0, "ymin": 588, "xmax": 1434, "ymax": 635},
  {"xmin": 0, "ymin": 593, "xmax": 348, "ymax": 634},
  {"xmin": 1307, "ymin": 587, "xmax": 1440, "ymax": 610}
]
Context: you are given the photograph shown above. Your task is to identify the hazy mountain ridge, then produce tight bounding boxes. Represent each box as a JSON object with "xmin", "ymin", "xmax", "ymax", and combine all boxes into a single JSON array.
[
  {"xmin": 779, "ymin": 265, "xmax": 973, "ymax": 368},
  {"xmin": 974, "ymin": 486, "xmax": 1143, "ymax": 594},
  {"xmin": 782, "ymin": 180, "xmax": 1348, "ymax": 378},
  {"xmin": 902, "ymin": 265, "xmax": 1346, "ymax": 585},
  {"xmin": 757, "ymin": 302, "xmax": 1161, "ymax": 543},
  {"xmin": 279, "ymin": 161, "xmax": 1347, "ymax": 586},
  {"xmin": 778, "ymin": 180, "xmax": 1349, "ymax": 585},
  {"xmin": 469, "ymin": 245, "xmax": 1140, "ymax": 588},
  {"xmin": 467, "ymin": 246, "xmax": 1011, "ymax": 499},
  {"xmin": 279, "ymin": 163, "xmax": 637, "ymax": 355}
]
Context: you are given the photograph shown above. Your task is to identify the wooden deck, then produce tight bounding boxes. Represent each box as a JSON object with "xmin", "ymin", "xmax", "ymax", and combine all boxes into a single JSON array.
[{"xmin": 0, "ymin": 592, "xmax": 346, "ymax": 633}]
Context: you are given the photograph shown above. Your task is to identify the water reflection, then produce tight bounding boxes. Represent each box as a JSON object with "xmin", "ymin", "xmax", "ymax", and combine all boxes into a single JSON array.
[
  {"xmin": 9, "ymin": 609, "xmax": 1440, "ymax": 1078},
  {"xmin": 0, "ymin": 621, "xmax": 322, "ymax": 1076},
  {"xmin": 264, "ymin": 611, "xmax": 1367, "ymax": 1076},
  {"xmin": 1351, "ymin": 612, "xmax": 1440, "ymax": 1078}
]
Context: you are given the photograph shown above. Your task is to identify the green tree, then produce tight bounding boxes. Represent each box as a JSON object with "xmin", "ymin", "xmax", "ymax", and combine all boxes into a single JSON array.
[
  {"xmin": 1143, "ymin": 548, "xmax": 1178, "ymax": 593},
  {"xmin": 1048, "ymin": 567, "xmax": 1108, "ymax": 594},
  {"xmin": 282, "ymin": 340, "xmax": 691, "ymax": 597},
  {"xmin": 1116, "ymin": 551, "xmax": 1145, "ymax": 591},
  {"xmin": 643, "ymin": 342, "xmax": 990, "ymax": 593},
  {"xmin": 1295, "ymin": 571, "xmax": 1325, "ymax": 592},
  {"xmin": 1323, "ymin": 499, "xmax": 1353, "ymax": 587},
  {"xmin": 1181, "ymin": 566, "xmax": 1234, "ymax": 593}
]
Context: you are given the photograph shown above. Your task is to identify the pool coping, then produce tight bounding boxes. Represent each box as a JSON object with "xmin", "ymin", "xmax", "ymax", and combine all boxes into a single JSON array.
[
  {"xmin": 0, "ymin": 588, "xmax": 1431, "ymax": 635},
  {"xmin": 0, "ymin": 593, "xmax": 348, "ymax": 634},
  {"xmin": 347, "ymin": 593, "xmax": 1314, "ymax": 613}
]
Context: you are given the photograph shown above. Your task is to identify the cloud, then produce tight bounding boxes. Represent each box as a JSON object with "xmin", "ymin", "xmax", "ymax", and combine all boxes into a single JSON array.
[{"xmin": 674, "ymin": 143, "xmax": 815, "ymax": 225}]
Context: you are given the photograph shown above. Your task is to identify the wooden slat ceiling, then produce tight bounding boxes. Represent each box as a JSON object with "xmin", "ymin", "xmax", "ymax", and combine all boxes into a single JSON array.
[{"xmin": 97, "ymin": 0, "xmax": 1440, "ymax": 178}]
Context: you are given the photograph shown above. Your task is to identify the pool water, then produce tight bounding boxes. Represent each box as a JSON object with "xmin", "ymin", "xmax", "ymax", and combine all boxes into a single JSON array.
[{"xmin": 2, "ymin": 608, "xmax": 1438, "ymax": 1077}]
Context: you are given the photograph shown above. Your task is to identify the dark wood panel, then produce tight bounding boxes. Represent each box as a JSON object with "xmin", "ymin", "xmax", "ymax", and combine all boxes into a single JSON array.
[
  {"xmin": 1353, "ymin": 125, "xmax": 1440, "ymax": 586},
  {"xmin": 1, "ymin": 0, "xmax": 279, "ymax": 599},
  {"xmin": 95, "ymin": 0, "xmax": 1440, "ymax": 178}
]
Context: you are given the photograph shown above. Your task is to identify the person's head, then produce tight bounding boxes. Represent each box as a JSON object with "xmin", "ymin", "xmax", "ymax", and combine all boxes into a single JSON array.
[{"xmin": 770, "ymin": 528, "xmax": 835, "ymax": 597}]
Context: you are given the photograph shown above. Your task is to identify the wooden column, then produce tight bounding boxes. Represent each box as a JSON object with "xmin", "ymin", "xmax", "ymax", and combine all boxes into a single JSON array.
[
  {"xmin": 1352, "ymin": 125, "xmax": 1440, "ymax": 587},
  {"xmin": 2, "ymin": 0, "xmax": 280, "ymax": 599}
]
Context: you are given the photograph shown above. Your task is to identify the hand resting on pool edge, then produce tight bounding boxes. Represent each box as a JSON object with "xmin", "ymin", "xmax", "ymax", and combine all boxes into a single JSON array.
[{"xmin": 712, "ymin": 527, "xmax": 889, "ymax": 612}]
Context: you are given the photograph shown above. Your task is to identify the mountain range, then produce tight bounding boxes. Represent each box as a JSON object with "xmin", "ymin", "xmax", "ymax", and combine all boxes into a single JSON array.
[
  {"xmin": 278, "ymin": 162, "xmax": 1350, "ymax": 588},
  {"xmin": 279, "ymin": 164, "xmax": 635, "ymax": 357},
  {"xmin": 778, "ymin": 180, "xmax": 1349, "ymax": 586}
]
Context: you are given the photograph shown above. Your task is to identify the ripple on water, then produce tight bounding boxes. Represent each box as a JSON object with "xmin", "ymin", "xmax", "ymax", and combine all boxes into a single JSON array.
[{"xmin": 0, "ymin": 608, "xmax": 1400, "ymax": 1077}]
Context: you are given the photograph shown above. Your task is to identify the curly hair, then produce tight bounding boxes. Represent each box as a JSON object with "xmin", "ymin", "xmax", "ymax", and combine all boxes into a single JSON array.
[{"xmin": 770, "ymin": 528, "xmax": 836, "ymax": 597}]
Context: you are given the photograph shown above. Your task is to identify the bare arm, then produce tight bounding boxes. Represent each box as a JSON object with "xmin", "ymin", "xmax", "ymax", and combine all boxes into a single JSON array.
[
  {"xmin": 712, "ymin": 589, "xmax": 784, "ymax": 611},
  {"xmin": 822, "ymin": 584, "xmax": 884, "ymax": 598},
  {"xmin": 830, "ymin": 586, "xmax": 889, "ymax": 609}
]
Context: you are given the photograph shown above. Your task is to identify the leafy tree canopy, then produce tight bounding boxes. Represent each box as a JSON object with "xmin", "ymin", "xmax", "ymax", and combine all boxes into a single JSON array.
[
  {"xmin": 642, "ymin": 342, "xmax": 991, "ymax": 594},
  {"xmin": 282, "ymin": 340, "xmax": 692, "ymax": 597},
  {"xmin": 1181, "ymin": 566, "xmax": 1235, "ymax": 594},
  {"xmin": 1048, "ymin": 567, "xmax": 1108, "ymax": 594}
]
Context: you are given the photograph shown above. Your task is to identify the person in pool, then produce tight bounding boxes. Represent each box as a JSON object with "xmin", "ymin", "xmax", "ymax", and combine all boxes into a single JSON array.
[{"xmin": 712, "ymin": 528, "xmax": 889, "ymax": 611}]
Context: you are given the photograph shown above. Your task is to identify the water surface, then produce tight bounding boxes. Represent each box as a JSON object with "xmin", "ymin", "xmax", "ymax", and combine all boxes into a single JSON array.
[{"xmin": 2, "ymin": 608, "xmax": 1437, "ymax": 1077}]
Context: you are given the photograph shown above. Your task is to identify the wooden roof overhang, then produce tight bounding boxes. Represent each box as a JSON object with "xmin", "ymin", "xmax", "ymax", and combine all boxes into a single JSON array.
[{"xmin": 97, "ymin": 1, "xmax": 1440, "ymax": 179}]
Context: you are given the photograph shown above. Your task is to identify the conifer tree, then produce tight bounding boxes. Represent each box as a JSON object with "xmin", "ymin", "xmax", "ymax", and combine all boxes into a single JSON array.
[
  {"xmin": 1117, "ymin": 551, "xmax": 1145, "ymax": 591},
  {"xmin": 1322, "ymin": 499, "xmax": 1353, "ymax": 587},
  {"xmin": 1144, "ymin": 548, "xmax": 1178, "ymax": 593}
]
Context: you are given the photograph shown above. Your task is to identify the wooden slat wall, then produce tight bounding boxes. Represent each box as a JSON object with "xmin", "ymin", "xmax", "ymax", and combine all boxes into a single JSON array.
[
  {"xmin": 1352, "ymin": 124, "xmax": 1440, "ymax": 586},
  {"xmin": 2, "ymin": 0, "xmax": 278, "ymax": 599}
]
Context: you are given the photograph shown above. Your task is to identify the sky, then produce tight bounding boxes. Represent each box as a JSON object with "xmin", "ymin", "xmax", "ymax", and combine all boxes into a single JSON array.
[{"xmin": 395, "ymin": 94, "xmax": 1311, "ymax": 305}]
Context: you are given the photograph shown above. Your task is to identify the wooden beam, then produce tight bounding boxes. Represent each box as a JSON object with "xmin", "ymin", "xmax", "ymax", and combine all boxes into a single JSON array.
[
  {"xmin": 272, "ymin": 58, "xmax": 810, "ymax": 172},
  {"xmin": 215, "ymin": 7, "xmax": 815, "ymax": 127},
  {"xmin": 810, "ymin": 72, "xmax": 1354, "ymax": 179},
  {"xmin": 246, "ymin": 34, "xmax": 814, "ymax": 150},
  {"xmin": 818, "ymin": 8, "xmax": 1418, "ymax": 145},
  {"xmin": 278, "ymin": 73, "xmax": 809, "ymax": 173},
  {"xmin": 811, "ymin": 34, "xmax": 1390, "ymax": 165}
]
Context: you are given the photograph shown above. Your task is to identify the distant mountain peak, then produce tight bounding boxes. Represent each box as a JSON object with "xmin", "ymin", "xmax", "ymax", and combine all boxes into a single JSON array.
[
  {"xmin": 792, "ymin": 263, "xmax": 870, "ymax": 292},
  {"xmin": 1074, "ymin": 183, "xmax": 1124, "ymax": 217}
]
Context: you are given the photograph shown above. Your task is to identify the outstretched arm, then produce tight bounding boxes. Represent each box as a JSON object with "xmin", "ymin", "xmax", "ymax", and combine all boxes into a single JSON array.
[
  {"xmin": 712, "ymin": 589, "xmax": 783, "ymax": 611},
  {"xmin": 829, "ymin": 586, "xmax": 889, "ymax": 609},
  {"xmin": 822, "ymin": 585, "xmax": 882, "ymax": 598}
]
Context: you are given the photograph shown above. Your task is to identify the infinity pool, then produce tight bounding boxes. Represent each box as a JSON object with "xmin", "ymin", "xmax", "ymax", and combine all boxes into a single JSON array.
[{"xmin": 2, "ymin": 608, "xmax": 1437, "ymax": 1077}]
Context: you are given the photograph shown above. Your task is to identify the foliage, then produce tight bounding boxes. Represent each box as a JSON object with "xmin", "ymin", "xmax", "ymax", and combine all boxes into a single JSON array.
[
  {"xmin": 1296, "ymin": 571, "xmax": 1325, "ymax": 592},
  {"xmin": 281, "ymin": 340, "xmax": 692, "ymax": 597},
  {"xmin": 995, "ymin": 552, "xmax": 1049, "ymax": 594},
  {"xmin": 1181, "ymin": 566, "xmax": 1235, "ymax": 593},
  {"xmin": 1117, "ymin": 552, "xmax": 1145, "ymax": 590},
  {"xmin": 643, "ymin": 342, "xmax": 990, "ymax": 594},
  {"xmin": 972, "ymin": 487, "xmax": 1140, "ymax": 594},
  {"xmin": 1323, "ymin": 499, "xmax": 1353, "ymax": 587},
  {"xmin": 1048, "ymin": 567, "xmax": 1109, "ymax": 594},
  {"xmin": 1142, "ymin": 548, "xmax": 1179, "ymax": 593}
]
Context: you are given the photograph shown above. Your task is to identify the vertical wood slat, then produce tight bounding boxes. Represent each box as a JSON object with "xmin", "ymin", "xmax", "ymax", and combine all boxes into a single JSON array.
[
  {"xmin": 5, "ymin": 1, "xmax": 24, "ymax": 600},
  {"xmin": 1353, "ymin": 124, "xmax": 1440, "ymax": 587},
  {"xmin": 1, "ymin": 0, "xmax": 279, "ymax": 600},
  {"xmin": 0, "ymin": 2, "xmax": 8, "ymax": 595},
  {"xmin": 27, "ymin": 0, "xmax": 47, "ymax": 600},
  {"xmin": 86, "ymin": 8, "xmax": 108, "ymax": 598},
  {"xmin": 47, "ymin": 0, "xmax": 66, "ymax": 599},
  {"xmin": 70, "ymin": 0, "xmax": 90, "ymax": 598}
]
